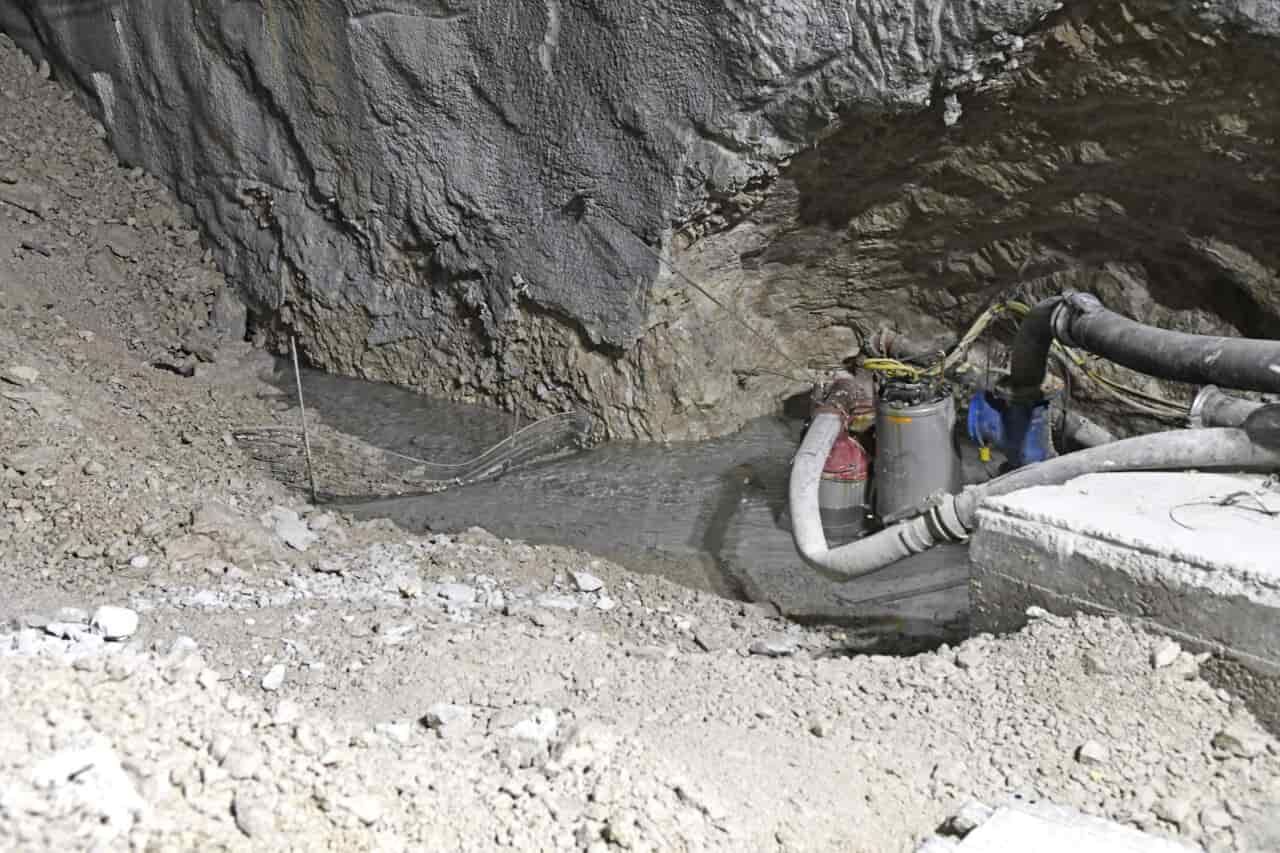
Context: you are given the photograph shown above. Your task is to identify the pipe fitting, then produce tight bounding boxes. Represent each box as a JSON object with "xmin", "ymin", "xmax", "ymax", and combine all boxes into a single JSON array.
[
  {"xmin": 1245, "ymin": 404, "xmax": 1280, "ymax": 451},
  {"xmin": 1187, "ymin": 385, "xmax": 1216, "ymax": 429},
  {"xmin": 1188, "ymin": 385, "xmax": 1266, "ymax": 429},
  {"xmin": 812, "ymin": 370, "xmax": 873, "ymax": 422},
  {"xmin": 925, "ymin": 496, "xmax": 969, "ymax": 543}
]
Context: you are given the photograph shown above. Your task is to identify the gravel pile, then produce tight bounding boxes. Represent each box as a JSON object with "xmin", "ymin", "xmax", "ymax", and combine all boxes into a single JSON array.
[{"xmin": 0, "ymin": 636, "xmax": 726, "ymax": 852}]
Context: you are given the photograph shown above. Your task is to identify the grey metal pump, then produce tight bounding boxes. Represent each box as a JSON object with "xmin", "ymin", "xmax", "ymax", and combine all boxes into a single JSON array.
[
  {"xmin": 790, "ymin": 383, "xmax": 1280, "ymax": 580},
  {"xmin": 791, "ymin": 296, "xmax": 1280, "ymax": 578}
]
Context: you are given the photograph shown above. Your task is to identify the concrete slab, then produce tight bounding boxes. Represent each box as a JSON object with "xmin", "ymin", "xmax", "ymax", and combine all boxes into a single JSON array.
[
  {"xmin": 954, "ymin": 802, "xmax": 1197, "ymax": 852},
  {"xmin": 970, "ymin": 472, "xmax": 1280, "ymax": 731}
]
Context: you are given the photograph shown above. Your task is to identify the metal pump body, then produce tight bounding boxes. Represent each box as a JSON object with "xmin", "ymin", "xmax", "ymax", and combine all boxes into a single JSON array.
[
  {"xmin": 818, "ymin": 426, "xmax": 872, "ymax": 545},
  {"xmin": 872, "ymin": 378, "xmax": 962, "ymax": 523}
]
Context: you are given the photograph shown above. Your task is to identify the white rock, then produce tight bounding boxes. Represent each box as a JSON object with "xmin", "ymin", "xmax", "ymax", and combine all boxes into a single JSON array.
[
  {"xmin": 1155, "ymin": 796, "xmax": 1192, "ymax": 828},
  {"xmin": 1, "ymin": 364, "xmax": 39, "ymax": 386},
  {"xmin": 396, "ymin": 575, "xmax": 423, "ymax": 598},
  {"xmin": 942, "ymin": 94, "xmax": 963, "ymax": 127},
  {"xmin": 749, "ymin": 635, "xmax": 798, "ymax": 658},
  {"xmin": 536, "ymin": 593, "xmax": 579, "ymax": 611},
  {"xmin": 233, "ymin": 790, "xmax": 276, "ymax": 838},
  {"xmin": 510, "ymin": 708, "xmax": 558, "ymax": 743},
  {"xmin": 307, "ymin": 511, "xmax": 337, "ymax": 531},
  {"xmin": 128, "ymin": 554, "xmax": 150, "ymax": 570},
  {"xmin": 571, "ymin": 571, "xmax": 605, "ymax": 593},
  {"xmin": 1075, "ymin": 740, "xmax": 1110, "ymax": 766},
  {"xmin": 435, "ymin": 583, "xmax": 476, "ymax": 605},
  {"xmin": 1201, "ymin": 806, "xmax": 1234, "ymax": 831},
  {"xmin": 31, "ymin": 741, "xmax": 145, "ymax": 832},
  {"xmin": 274, "ymin": 514, "xmax": 317, "ymax": 551},
  {"xmin": 550, "ymin": 722, "xmax": 617, "ymax": 772},
  {"xmin": 90, "ymin": 605, "xmax": 139, "ymax": 640},
  {"xmin": 947, "ymin": 800, "xmax": 994, "ymax": 836},
  {"xmin": 1151, "ymin": 639, "xmax": 1181, "ymax": 669},
  {"xmin": 955, "ymin": 644, "xmax": 986, "ymax": 670},
  {"xmin": 375, "ymin": 721, "xmax": 413, "ymax": 745},
  {"xmin": 343, "ymin": 794, "xmax": 384, "ymax": 826},
  {"xmin": 44, "ymin": 621, "xmax": 91, "ymax": 641},
  {"xmin": 423, "ymin": 703, "xmax": 471, "ymax": 732},
  {"xmin": 261, "ymin": 663, "xmax": 286, "ymax": 692},
  {"xmin": 1213, "ymin": 722, "xmax": 1268, "ymax": 758}
]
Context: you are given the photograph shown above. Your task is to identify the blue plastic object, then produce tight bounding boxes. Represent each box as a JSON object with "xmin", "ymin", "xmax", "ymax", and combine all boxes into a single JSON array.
[
  {"xmin": 966, "ymin": 390, "xmax": 1054, "ymax": 469},
  {"xmin": 967, "ymin": 390, "xmax": 1005, "ymax": 450}
]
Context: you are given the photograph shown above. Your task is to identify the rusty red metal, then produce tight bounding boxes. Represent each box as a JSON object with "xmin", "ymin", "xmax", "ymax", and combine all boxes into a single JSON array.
[
  {"xmin": 822, "ymin": 429, "xmax": 870, "ymax": 482},
  {"xmin": 812, "ymin": 370, "xmax": 874, "ymax": 421}
]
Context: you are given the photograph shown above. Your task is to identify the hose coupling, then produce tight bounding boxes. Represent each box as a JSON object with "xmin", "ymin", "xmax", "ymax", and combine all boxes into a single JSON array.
[
  {"xmin": 1051, "ymin": 291, "xmax": 1101, "ymax": 349},
  {"xmin": 812, "ymin": 369, "xmax": 874, "ymax": 423},
  {"xmin": 1244, "ymin": 404, "xmax": 1280, "ymax": 451},
  {"xmin": 925, "ymin": 495, "xmax": 970, "ymax": 543},
  {"xmin": 1187, "ymin": 385, "xmax": 1220, "ymax": 429}
]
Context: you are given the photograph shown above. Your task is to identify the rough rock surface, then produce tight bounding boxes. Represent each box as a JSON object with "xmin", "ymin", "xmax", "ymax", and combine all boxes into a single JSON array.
[
  {"xmin": 678, "ymin": 0, "xmax": 1280, "ymax": 439},
  {"xmin": 20, "ymin": 0, "xmax": 1280, "ymax": 441}
]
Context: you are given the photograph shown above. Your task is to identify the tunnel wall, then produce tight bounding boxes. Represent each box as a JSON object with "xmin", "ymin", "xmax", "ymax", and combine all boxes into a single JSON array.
[{"xmin": 2, "ymin": 0, "xmax": 1279, "ymax": 439}]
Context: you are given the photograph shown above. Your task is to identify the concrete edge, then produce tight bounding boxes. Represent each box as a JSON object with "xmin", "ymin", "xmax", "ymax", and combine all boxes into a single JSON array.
[{"xmin": 970, "ymin": 568, "xmax": 1280, "ymax": 733}]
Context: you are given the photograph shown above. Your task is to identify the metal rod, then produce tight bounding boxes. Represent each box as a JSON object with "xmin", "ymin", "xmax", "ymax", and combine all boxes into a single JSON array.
[{"xmin": 289, "ymin": 335, "xmax": 318, "ymax": 502}]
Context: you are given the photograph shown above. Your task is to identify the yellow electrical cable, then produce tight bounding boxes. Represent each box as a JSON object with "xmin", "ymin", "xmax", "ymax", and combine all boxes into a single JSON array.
[
  {"xmin": 858, "ymin": 357, "xmax": 928, "ymax": 380},
  {"xmin": 860, "ymin": 295, "xmax": 1188, "ymax": 420}
]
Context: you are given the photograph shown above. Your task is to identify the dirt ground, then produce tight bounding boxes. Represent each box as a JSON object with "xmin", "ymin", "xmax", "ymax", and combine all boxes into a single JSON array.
[{"xmin": 2, "ymin": 34, "xmax": 1279, "ymax": 853}]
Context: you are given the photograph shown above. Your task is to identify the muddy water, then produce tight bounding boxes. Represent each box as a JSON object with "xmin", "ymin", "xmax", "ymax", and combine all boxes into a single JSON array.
[{"xmin": 272, "ymin": 365, "xmax": 974, "ymax": 640}]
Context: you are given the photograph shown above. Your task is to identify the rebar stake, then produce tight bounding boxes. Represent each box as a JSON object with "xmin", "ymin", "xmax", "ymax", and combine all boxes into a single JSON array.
[{"xmin": 289, "ymin": 335, "xmax": 318, "ymax": 503}]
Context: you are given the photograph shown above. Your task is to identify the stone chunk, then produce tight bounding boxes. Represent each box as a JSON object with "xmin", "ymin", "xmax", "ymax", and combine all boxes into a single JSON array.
[
  {"xmin": 1074, "ymin": 740, "xmax": 1110, "ymax": 767},
  {"xmin": 571, "ymin": 570, "xmax": 605, "ymax": 593},
  {"xmin": 749, "ymin": 634, "xmax": 798, "ymax": 657},
  {"xmin": 1, "ymin": 364, "xmax": 39, "ymax": 386},
  {"xmin": 261, "ymin": 664, "xmax": 286, "ymax": 692},
  {"xmin": 1151, "ymin": 639, "xmax": 1181, "ymax": 670},
  {"xmin": 1212, "ymin": 721, "xmax": 1269, "ymax": 759},
  {"xmin": 90, "ymin": 606, "xmax": 139, "ymax": 640}
]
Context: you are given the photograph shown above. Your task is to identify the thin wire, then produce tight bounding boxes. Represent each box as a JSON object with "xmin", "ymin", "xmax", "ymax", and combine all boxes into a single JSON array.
[
  {"xmin": 232, "ymin": 411, "xmax": 585, "ymax": 473},
  {"xmin": 289, "ymin": 336, "xmax": 318, "ymax": 502},
  {"xmin": 1168, "ymin": 488, "xmax": 1280, "ymax": 530}
]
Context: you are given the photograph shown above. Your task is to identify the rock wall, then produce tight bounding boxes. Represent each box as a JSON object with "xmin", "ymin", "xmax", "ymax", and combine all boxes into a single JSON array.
[
  {"xmin": 3, "ymin": 0, "xmax": 1279, "ymax": 440},
  {"xmin": 678, "ymin": 0, "xmax": 1280, "ymax": 437}
]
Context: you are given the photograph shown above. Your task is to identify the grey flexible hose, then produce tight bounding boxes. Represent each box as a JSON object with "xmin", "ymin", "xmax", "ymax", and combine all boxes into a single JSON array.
[
  {"xmin": 1188, "ymin": 385, "xmax": 1266, "ymax": 428},
  {"xmin": 791, "ymin": 418, "xmax": 1280, "ymax": 578},
  {"xmin": 1060, "ymin": 410, "xmax": 1116, "ymax": 448},
  {"xmin": 1009, "ymin": 293, "xmax": 1280, "ymax": 397},
  {"xmin": 953, "ymin": 427, "xmax": 1280, "ymax": 526},
  {"xmin": 790, "ymin": 414, "xmax": 951, "ymax": 579},
  {"xmin": 1064, "ymin": 296, "xmax": 1280, "ymax": 394}
]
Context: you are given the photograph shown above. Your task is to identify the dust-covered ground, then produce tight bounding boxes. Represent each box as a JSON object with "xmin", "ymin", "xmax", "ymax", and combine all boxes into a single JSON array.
[{"xmin": 2, "ymin": 34, "xmax": 1279, "ymax": 853}]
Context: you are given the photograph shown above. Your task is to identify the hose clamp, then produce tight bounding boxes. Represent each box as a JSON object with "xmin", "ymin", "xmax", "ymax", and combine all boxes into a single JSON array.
[
  {"xmin": 927, "ymin": 495, "xmax": 970, "ymax": 542},
  {"xmin": 812, "ymin": 370, "xmax": 873, "ymax": 422},
  {"xmin": 1052, "ymin": 292, "xmax": 1101, "ymax": 349},
  {"xmin": 1187, "ymin": 385, "xmax": 1218, "ymax": 429}
]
